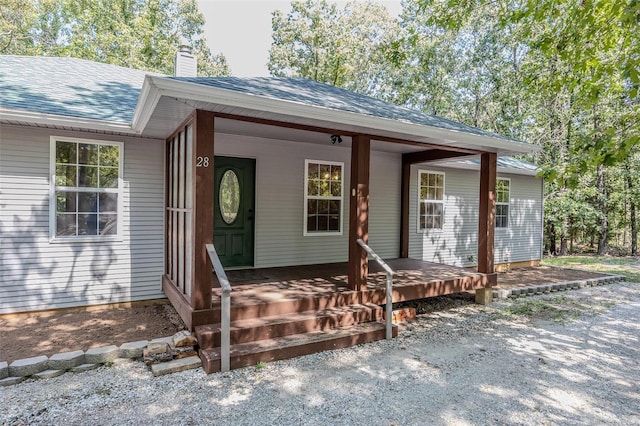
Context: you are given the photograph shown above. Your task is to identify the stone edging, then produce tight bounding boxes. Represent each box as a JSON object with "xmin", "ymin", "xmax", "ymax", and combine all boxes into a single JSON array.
[
  {"xmin": 492, "ymin": 274, "xmax": 626, "ymax": 300},
  {"xmin": 1, "ymin": 334, "xmax": 202, "ymax": 387}
]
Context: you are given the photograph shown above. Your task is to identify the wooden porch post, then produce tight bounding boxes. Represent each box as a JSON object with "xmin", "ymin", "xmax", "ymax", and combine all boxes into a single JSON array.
[
  {"xmin": 348, "ymin": 135, "xmax": 371, "ymax": 291},
  {"xmin": 192, "ymin": 110, "xmax": 215, "ymax": 310},
  {"xmin": 476, "ymin": 152, "xmax": 497, "ymax": 304},
  {"xmin": 400, "ymin": 161, "xmax": 410, "ymax": 258}
]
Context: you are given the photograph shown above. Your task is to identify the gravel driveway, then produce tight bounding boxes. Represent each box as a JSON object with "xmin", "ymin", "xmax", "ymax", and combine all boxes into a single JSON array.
[{"xmin": 2, "ymin": 282, "xmax": 639, "ymax": 426}]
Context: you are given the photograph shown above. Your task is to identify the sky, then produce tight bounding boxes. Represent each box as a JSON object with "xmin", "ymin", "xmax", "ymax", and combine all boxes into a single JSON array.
[{"xmin": 196, "ymin": 0, "xmax": 403, "ymax": 77}]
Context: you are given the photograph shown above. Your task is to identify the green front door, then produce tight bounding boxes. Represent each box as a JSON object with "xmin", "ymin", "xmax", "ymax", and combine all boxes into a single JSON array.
[{"xmin": 214, "ymin": 156, "xmax": 255, "ymax": 267}]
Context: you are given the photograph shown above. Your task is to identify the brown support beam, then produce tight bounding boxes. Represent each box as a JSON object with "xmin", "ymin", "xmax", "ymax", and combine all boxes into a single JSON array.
[
  {"xmin": 476, "ymin": 152, "xmax": 497, "ymax": 304},
  {"xmin": 192, "ymin": 110, "xmax": 215, "ymax": 310},
  {"xmin": 402, "ymin": 149, "xmax": 476, "ymax": 165},
  {"xmin": 400, "ymin": 161, "xmax": 410, "ymax": 258},
  {"xmin": 348, "ymin": 135, "xmax": 371, "ymax": 291}
]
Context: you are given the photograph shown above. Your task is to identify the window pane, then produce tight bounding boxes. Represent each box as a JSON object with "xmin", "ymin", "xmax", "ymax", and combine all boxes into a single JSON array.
[
  {"xmin": 307, "ymin": 199, "xmax": 317, "ymax": 215},
  {"xmin": 319, "ymin": 164, "xmax": 331, "ymax": 180},
  {"xmin": 428, "ymin": 173, "xmax": 435, "ymax": 186},
  {"xmin": 219, "ymin": 170, "xmax": 240, "ymax": 224},
  {"xmin": 100, "ymin": 145, "xmax": 119, "ymax": 167},
  {"xmin": 56, "ymin": 214, "xmax": 76, "ymax": 236},
  {"xmin": 420, "ymin": 173, "xmax": 428, "ymax": 187},
  {"xmin": 427, "ymin": 187, "xmax": 436, "ymax": 200},
  {"xmin": 78, "ymin": 214, "xmax": 98, "ymax": 235},
  {"xmin": 78, "ymin": 192, "xmax": 98, "ymax": 213},
  {"xmin": 329, "ymin": 215, "xmax": 340, "ymax": 231},
  {"xmin": 307, "ymin": 180, "xmax": 318, "ymax": 196},
  {"xmin": 318, "ymin": 180, "xmax": 330, "ymax": 196},
  {"xmin": 99, "ymin": 193, "xmax": 118, "ymax": 213},
  {"xmin": 329, "ymin": 200, "xmax": 340, "ymax": 215},
  {"xmin": 436, "ymin": 174, "xmax": 443, "ymax": 188},
  {"xmin": 318, "ymin": 199, "xmax": 329, "ymax": 214},
  {"xmin": 56, "ymin": 191, "xmax": 76, "ymax": 213},
  {"xmin": 100, "ymin": 167, "xmax": 118, "ymax": 188},
  {"xmin": 330, "ymin": 181, "xmax": 341, "ymax": 197},
  {"xmin": 331, "ymin": 165, "xmax": 341, "ymax": 181},
  {"xmin": 420, "ymin": 216, "xmax": 426, "ymax": 229},
  {"xmin": 99, "ymin": 214, "xmax": 117, "ymax": 235},
  {"xmin": 420, "ymin": 202, "xmax": 425, "ymax": 216},
  {"xmin": 307, "ymin": 215, "xmax": 317, "ymax": 232},
  {"xmin": 78, "ymin": 166, "xmax": 98, "ymax": 187},
  {"xmin": 433, "ymin": 215, "xmax": 442, "ymax": 229},
  {"xmin": 317, "ymin": 215, "xmax": 328, "ymax": 231},
  {"xmin": 420, "ymin": 187, "xmax": 427, "ymax": 200},
  {"xmin": 78, "ymin": 143, "xmax": 98, "ymax": 165},
  {"xmin": 307, "ymin": 163, "xmax": 319, "ymax": 180},
  {"xmin": 436, "ymin": 188, "xmax": 443, "ymax": 200},
  {"xmin": 434, "ymin": 203, "xmax": 443, "ymax": 217},
  {"xmin": 56, "ymin": 165, "xmax": 76, "ymax": 187},
  {"xmin": 56, "ymin": 142, "xmax": 76, "ymax": 164}
]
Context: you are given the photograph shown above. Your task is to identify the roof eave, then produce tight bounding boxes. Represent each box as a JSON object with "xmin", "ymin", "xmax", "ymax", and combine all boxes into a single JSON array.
[
  {"xmin": 133, "ymin": 77, "xmax": 540, "ymax": 155},
  {"xmin": 0, "ymin": 107, "xmax": 136, "ymax": 134}
]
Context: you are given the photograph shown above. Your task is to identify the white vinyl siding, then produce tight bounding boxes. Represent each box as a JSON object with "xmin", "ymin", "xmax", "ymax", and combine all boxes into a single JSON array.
[
  {"xmin": 409, "ymin": 164, "xmax": 542, "ymax": 267},
  {"xmin": 214, "ymin": 134, "xmax": 401, "ymax": 267},
  {"xmin": 0, "ymin": 125, "xmax": 165, "ymax": 314}
]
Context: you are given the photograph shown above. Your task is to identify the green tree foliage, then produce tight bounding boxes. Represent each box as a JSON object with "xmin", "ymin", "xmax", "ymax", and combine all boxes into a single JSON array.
[
  {"xmin": 0, "ymin": 0, "xmax": 230, "ymax": 76},
  {"xmin": 268, "ymin": 0, "xmax": 399, "ymax": 94}
]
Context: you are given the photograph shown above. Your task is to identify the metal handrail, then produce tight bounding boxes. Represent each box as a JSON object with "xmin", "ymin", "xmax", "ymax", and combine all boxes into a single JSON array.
[
  {"xmin": 205, "ymin": 243, "xmax": 231, "ymax": 372},
  {"xmin": 356, "ymin": 239, "xmax": 394, "ymax": 339}
]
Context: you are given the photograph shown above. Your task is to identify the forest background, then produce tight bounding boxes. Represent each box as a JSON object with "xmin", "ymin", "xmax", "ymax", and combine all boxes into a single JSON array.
[{"xmin": 2, "ymin": 0, "xmax": 638, "ymax": 256}]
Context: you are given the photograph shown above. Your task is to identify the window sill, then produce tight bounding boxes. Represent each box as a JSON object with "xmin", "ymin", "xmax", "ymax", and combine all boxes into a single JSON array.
[{"xmin": 49, "ymin": 235, "xmax": 123, "ymax": 244}]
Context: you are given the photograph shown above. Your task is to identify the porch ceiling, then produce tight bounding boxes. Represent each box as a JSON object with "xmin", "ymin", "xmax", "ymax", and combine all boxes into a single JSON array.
[{"xmin": 134, "ymin": 77, "xmax": 539, "ymax": 156}]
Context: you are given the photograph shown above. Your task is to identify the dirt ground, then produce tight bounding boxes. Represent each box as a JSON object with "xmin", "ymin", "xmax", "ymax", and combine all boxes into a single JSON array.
[{"xmin": 0, "ymin": 265, "xmax": 609, "ymax": 363}]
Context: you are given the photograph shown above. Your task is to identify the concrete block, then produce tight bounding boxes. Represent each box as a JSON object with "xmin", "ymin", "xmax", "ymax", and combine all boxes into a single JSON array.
[
  {"xmin": 0, "ymin": 361, "xmax": 8, "ymax": 379},
  {"xmin": 48, "ymin": 350, "xmax": 85, "ymax": 370},
  {"xmin": 33, "ymin": 369, "xmax": 65, "ymax": 379},
  {"xmin": 173, "ymin": 331, "xmax": 197, "ymax": 348},
  {"xmin": 9, "ymin": 355, "xmax": 48, "ymax": 377},
  {"xmin": 84, "ymin": 345, "xmax": 119, "ymax": 364},
  {"xmin": 151, "ymin": 355, "xmax": 201, "ymax": 377},
  {"xmin": 493, "ymin": 289, "xmax": 510, "ymax": 300},
  {"xmin": 0, "ymin": 376, "xmax": 25, "ymax": 387},
  {"xmin": 71, "ymin": 363, "xmax": 99, "ymax": 373},
  {"xmin": 119, "ymin": 340, "xmax": 148, "ymax": 359},
  {"xmin": 577, "ymin": 280, "xmax": 588, "ymax": 289},
  {"xmin": 475, "ymin": 287, "xmax": 493, "ymax": 305}
]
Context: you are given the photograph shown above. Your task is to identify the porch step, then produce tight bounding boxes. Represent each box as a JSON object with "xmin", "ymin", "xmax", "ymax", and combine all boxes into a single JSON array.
[
  {"xmin": 209, "ymin": 289, "xmax": 381, "ymax": 322},
  {"xmin": 199, "ymin": 321, "xmax": 397, "ymax": 374},
  {"xmin": 195, "ymin": 303, "xmax": 383, "ymax": 349}
]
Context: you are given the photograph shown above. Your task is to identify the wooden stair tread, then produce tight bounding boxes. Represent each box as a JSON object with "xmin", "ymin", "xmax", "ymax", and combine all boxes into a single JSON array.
[
  {"xmin": 197, "ymin": 303, "xmax": 381, "ymax": 332},
  {"xmin": 199, "ymin": 321, "xmax": 397, "ymax": 373}
]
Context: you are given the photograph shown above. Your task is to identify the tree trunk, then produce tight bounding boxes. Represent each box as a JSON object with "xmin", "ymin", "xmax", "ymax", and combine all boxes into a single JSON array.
[
  {"xmin": 596, "ymin": 163, "xmax": 608, "ymax": 255},
  {"xmin": 560, "ymin": 236, "xmax": 568, "ymax": 255},
  {"xmin": 547, "ymin": 223, "xmax": 557, "ymax": 255},
  {"xmin": 626, "ymin": 161, "xmax": 638, "ymax": 256}
]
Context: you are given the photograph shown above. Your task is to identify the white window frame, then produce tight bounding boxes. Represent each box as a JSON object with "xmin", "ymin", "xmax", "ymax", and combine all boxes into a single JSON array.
[
  {"xmin": 49, "ymin": 136, "xmax": 124, "ymax": 242},
  {"xmin": 496, "ymin": 177, "xmax": 510, "ymax": 229},
  {"xmin": 303, "ymin": 159, "xmax": 344, "ymax": 236},
  {"xmin": 418, "ymin": 170, "xmax": 445, "ymax": 232}
]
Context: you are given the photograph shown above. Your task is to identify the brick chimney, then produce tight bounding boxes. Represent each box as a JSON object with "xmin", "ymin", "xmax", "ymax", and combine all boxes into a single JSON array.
[{"xmin": 174, "ymin": 44, "xmax": 197, "ymax": 77}]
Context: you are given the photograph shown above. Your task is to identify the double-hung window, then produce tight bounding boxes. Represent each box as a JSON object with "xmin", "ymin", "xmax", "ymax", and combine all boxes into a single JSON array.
[
  {"xmin": 418, "ymin": 171, "xmax": 444, "ymax": 230},
  {"xmin": 50, "ymin": 137, "xmax": 122, "ymax": 240},
  {"xmin": 496, "ymin": 178, "xmax": 510, "ymax": 228},
  {"xmin": 304, "ymin": 160, "xmax": 343, "ymax": 235}
]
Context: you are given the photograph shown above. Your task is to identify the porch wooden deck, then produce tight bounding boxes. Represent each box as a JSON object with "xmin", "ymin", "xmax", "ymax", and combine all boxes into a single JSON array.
[{"xmin": 212, "ymin": 258, "xmax": 494, "ymax": 314}]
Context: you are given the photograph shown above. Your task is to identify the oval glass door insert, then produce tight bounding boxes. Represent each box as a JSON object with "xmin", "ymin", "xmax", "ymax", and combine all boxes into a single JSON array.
[{"xmin": 219, "ymin": 170, "xmax": 240, "ymax": 224}]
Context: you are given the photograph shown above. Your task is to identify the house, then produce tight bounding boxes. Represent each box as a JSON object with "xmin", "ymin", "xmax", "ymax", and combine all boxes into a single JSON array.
[{"xmin": 0, "ymin": 54, "xmax": 541, "ymax": 372}]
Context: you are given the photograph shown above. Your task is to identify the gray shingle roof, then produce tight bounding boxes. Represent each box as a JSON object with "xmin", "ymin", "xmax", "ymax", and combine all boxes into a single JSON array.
[
  {"xmin": 170, "ymin": 76, "xmax": 522, "ymax": 144},
  {"xmin": 454, "ymin": 156, "xmax": 539, "ymax": 173},
  {"xmin": 0, "ymin": 55, "xmax": 156, "ymax": 123}
]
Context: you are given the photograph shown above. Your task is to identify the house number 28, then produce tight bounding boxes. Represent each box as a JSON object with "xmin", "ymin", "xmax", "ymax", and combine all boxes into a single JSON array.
[{"xmin": 196, "ymin": 156, "xmax": 210, "ymax": 167}]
